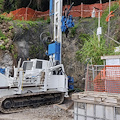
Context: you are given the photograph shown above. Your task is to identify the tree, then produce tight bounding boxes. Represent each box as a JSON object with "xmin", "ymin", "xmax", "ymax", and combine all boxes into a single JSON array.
[{"xmin": 36, "ymin": 0, "xmax": 42, "ymax": 10}]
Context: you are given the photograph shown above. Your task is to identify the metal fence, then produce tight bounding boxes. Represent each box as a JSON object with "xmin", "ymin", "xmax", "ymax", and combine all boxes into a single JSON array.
[{"xmin": 85, "ymin": 65, "xmax": 120, "ymax": 93}]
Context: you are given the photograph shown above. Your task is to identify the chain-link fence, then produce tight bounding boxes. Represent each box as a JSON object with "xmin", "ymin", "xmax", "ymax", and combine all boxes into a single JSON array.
[{"xmin": 85, "ymin": 65, "xmax": 120, "ymax": 93}]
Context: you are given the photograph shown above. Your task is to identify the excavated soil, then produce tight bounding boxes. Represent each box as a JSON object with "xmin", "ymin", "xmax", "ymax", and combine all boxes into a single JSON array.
[{"xmin": 0, "ymin": 105, "xmax": 73, "ymax": 120}]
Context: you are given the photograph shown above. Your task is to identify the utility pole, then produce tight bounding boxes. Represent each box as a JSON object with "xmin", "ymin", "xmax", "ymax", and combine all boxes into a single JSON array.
[
  {"xmin": 107, "ymin": 0, "xmax": 111, "ymax": 45},
  {"xmin": 98, "ymin": 0, "xmax": 102, "ymax": 46},
  {"xmin": 92, "ymin": 7, "xmax": 101, "ymax": 47},
  {"xmin": 98, "ymin": 10, "xmax": 101, "ymax": 46}
]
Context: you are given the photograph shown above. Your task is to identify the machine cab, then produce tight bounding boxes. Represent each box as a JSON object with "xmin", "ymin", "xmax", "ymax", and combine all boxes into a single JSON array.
[{"xmin": 21, "ymin": 59, "xmax": 50, "ymax": 77}]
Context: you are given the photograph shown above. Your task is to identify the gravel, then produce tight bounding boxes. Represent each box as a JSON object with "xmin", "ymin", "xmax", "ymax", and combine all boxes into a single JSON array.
[{"xmin": 0, "ymin": 105, "xmax": 73, "ymax": 120}]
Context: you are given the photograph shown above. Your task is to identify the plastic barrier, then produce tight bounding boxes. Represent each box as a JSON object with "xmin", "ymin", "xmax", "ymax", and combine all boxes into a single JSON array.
[
  {"xmin": 86, "ymin": 65, "xmax": 120, "ymax": 94},
  {"xmin": 1, "ymin": 1, "xmax": 116, "ymax": 21},
  {"xmin": 7, "ymin": 8, "xmax": 38, "ymax": 21},
  {"xmin": 106, "ymin": 11, "xmax": 114, "ymax": 22}
]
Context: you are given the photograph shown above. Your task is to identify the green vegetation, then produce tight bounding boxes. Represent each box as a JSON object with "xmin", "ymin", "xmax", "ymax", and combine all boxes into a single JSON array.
[
  {"xmin": 29, "ymin": 45, "xmax": 44, "ymax": 58},
  {"xmin": 26, "ymin": 21, "xmax": 38, "ymax": 26},
  {"xmin": 76, "ymin": 2, "xmax": 120, "ymax": 65},
  {"xmin": 0, "ymin": 0, "xmax": 4, "ymax": 10},
  {"xmin": 70, "ymin": 24, "xmax": 78, "ymax": 37},
  {"xmin": 0, "ymin": 15, "xmax": 13, "ymax": 21},
  {"xmin": 76, "ymin": 33, "xmax": 116, "ymax": 65},
  {"xmin": 0, "ymin": 17, "xmax": 13, "ymax": 51},
  {"xmin": 17, "ymin": 23, "xmax": 29, "ymax": 30},
  {"xmin": 0, "ymin": 30, "xmax": 4, "ymax": 37},
  {"xmin": 0, "ymin": 45, "xmax": 6, "ymax": 50},
  {"xmin": 0, "ymin": 30, "xmax": 7, "ymax": 40},
  {"xmin": 46, "ymin": 17, "xmax": 50, "ymax": 24},
  {"xmin": 16, "ymin": 20, "xmax": 38, "ymax": 29},
  {"xmin": 0, "ymin": 4, "xmax": 3, "ymax": 10},
  {"xmin": 9, "ymin": 26, "xmax": 14, "ymax": 30},
  {"xmin": 9, "ymin": 44, "xmax": 15, "ymax": 53},
  {"xmin": 16, "ymin": 23, "xmax": 24, "ymax": 28},
  {"xmin": 46, "ymin": 32, "xmax": 50, "ymax": 36},
  {"xmin": 4, "ymin": 39, "xmax": 9, "ymax": 44},
  {"xmin": 36, "ymin": 17, "xmax": 51, "ymax": 24},
  {"xmin": 78, "ymin": 33, "xmax": 90, "ymax": 48},
  {"xmin": 8, "ymin": 44, "xmax": 18, "ymax": 58},
  {"xmin": 14, "ymin": 53, "xmax": 18, "ymax": 59},
  {"xmin": 36, "ymin": 17, "xmax": 45, "ymax": 22},
  {"xmin": 9, "ymin": 44, "xmax": 14, "ymax": 50}
]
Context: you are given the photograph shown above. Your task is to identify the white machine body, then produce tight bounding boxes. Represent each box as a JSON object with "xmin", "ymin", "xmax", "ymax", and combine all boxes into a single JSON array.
[{"xmin": 0, "ymin": 59, "xmax": 68, "ymax": 97}]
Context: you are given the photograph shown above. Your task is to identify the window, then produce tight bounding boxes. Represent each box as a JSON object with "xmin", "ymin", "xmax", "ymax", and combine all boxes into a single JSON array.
[
  {"xmin": 23, "ymin": 62, "xmax": 33, "ymax": 71},
  {"xmin": 36, "ymin": 61, "xmax": 42, "ymax": 69}
]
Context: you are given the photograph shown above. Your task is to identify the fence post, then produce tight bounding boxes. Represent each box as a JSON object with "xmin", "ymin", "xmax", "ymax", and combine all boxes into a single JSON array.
[
  {"xmin": 85, "ymin": 64, "xmax": 89, "ymax": 91},
  {"xmin": 92, "ymin": 65, "xmax": 95, "ymax": 80},
  {"xmin": 119, "ymin": 0, "xmax": 120, "ymax": 10},
  {"xmin": 81, "ymin": 3, "xmax": 83, "ymax": 18},
  {"xmin": 25, "ymin": 7, "xmax": 28, "ymax": 21}
]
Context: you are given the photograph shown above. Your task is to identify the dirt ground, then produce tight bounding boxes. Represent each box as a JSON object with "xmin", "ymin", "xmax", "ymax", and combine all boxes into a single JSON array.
[{"xmin": 0, "ymin": 105, "xmax": 73, "ymax": 120}]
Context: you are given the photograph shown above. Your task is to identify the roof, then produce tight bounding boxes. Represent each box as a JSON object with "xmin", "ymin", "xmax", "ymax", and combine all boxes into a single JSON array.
[{"xmin": 101, "ymin": 55, "xmax": 120, "ymax": 60}]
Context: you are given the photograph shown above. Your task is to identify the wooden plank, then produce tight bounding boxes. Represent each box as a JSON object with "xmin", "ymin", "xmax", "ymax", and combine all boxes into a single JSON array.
[
  {"xmin": 66, "ymin": 102, "xmax": 74, "ymax": 110},
  {"xmin": 54, "ymin": 102, "xmax": 74, "ymax": 111},
  {"xmin": 85, "ymin": 64, "xmax": 89, "ymax": 91},
  {"xmin": 54, "ymin": 104, "xmax": 68, "ymax": 111}
]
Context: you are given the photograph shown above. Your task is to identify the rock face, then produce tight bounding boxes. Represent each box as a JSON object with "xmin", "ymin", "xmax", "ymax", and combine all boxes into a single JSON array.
[
  {"xmin": 62, "ymin": 37, "xmax": 84, "ymax": 89},
  {"xmin": 0, "ymin": 20, "xmax": 14, "ymax": 74},
  {"xmin": 0, "ymin": 50, "xmax": 13, "ymax": 73},
  {"xmin": 62, "ymin": 18, "xmax": 96, "ymax": 89},
  {"xmin": 0, "ymin": 21, "xmax": 13, "ymax": 48},
  {"xmin": 13, "ymin": 21, "xmax": 49, "ymax": 61}
]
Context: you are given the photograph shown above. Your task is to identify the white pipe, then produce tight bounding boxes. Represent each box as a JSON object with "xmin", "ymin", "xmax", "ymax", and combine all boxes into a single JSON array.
[{"xmin": 49, "ymin": 64, "xmax": 65, "ymax": 72}]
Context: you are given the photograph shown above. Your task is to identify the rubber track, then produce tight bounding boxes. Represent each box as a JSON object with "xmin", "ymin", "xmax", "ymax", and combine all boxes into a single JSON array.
[{"xmin": 0, "ymin": 91, "xmax": 64, "ymax": 113}]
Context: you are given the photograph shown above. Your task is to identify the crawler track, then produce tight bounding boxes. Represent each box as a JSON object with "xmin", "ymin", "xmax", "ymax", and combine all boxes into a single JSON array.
[{"xmin": 0, "ymin": 92, "xmax": 64, "ymax": 113}]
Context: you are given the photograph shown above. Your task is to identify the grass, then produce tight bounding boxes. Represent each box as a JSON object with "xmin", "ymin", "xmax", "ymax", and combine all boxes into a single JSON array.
[
  {"xmin": 76, "ymin": 33, "xmax": 116, "ymax": 65},
  {"xmin": 0, "ymin": 30, "xmax": 4, "ymax": 37},
  {"xmin": 0, "ymin": 30, "xmax": 7, "ymax": 40},
  {"xmin": 15, "ymin": 20, "xmax": 39, "ymax": 31},
  {"xmin": 70, "ymin": 24, "xmax": 79, "ymax": 37},
  {"xmin": 0, "ymin": 15, "xmax": 13, "ymax": 21},
  {"xmin": 0, "ymin": 0, "xmax": 4, "ymax": 9}
]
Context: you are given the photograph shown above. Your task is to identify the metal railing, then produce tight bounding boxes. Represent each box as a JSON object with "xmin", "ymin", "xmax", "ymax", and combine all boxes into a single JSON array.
[{"xmin": 85, "ymin": 65, "xmax": 120, "ymax": 93}]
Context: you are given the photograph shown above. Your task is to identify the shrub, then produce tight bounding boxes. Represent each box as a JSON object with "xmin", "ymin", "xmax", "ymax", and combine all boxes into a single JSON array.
[{"xmin": 76, "ymin": 33, "xmax": 116, "ymax": 65}]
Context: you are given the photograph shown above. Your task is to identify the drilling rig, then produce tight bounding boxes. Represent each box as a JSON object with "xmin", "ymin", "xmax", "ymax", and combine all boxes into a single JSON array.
[{"xmin": 0, "ymin": 0, "xmax": 74, "ymax": 113}]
